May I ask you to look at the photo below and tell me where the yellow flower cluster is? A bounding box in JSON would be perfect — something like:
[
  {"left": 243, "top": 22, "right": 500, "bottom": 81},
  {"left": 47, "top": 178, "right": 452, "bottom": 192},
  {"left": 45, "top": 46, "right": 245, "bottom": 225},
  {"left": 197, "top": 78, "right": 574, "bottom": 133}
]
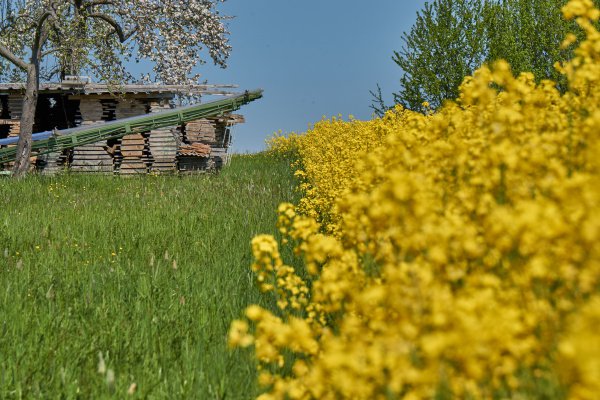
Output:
[
  {"left": 232, "top": 1, "right": 600, "bottom": 398},
  {"left": 266, "top": 130, "right": 302, "bottom": 160},
  {"left": 267, "top": 114, "right": 403, "bottom": 234}
]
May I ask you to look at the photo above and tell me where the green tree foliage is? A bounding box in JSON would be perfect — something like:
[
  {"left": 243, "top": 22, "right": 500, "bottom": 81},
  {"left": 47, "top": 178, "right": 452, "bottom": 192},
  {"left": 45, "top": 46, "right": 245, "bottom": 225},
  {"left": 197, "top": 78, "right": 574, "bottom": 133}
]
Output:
[
  {"left": 394, "top": 0, "right": 486, "bottom": 112},
  {"left": 374, "top": 0, "right": 599, "bottom": 115},
  {"left": 484, "top": 0, "right": 577, "bottom": 91}
]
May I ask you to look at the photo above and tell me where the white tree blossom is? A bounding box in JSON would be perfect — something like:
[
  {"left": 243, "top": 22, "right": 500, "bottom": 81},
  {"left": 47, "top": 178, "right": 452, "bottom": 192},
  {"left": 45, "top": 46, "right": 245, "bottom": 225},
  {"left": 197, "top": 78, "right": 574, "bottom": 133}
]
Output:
[
  {"left": 1, "top": 0, "right": 231, "bottom": 83},
  {"left": 0, "top": 0, "right": 231, "bottom": 176}
]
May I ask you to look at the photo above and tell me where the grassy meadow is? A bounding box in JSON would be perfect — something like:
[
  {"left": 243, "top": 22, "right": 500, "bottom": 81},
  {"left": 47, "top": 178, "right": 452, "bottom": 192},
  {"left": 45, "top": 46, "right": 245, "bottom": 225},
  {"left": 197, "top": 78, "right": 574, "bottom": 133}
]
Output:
[{"left": 0, "top": 154, "right": 297, "bottom": 399}]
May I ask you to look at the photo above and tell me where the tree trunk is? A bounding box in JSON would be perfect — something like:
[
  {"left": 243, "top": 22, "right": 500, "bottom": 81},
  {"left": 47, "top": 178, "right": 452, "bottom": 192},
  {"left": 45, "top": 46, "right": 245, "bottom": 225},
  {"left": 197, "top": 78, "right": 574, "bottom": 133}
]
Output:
[{"left": 12, "top": 64, "right": 39, "bottom": 178}]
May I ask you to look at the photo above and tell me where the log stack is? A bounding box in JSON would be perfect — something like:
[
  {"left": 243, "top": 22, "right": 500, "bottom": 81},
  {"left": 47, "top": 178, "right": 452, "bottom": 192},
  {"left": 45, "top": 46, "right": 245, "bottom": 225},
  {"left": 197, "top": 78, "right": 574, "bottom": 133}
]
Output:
[
  {"left": 2, "top": 95, "right": 23, "bottom": 170},
  {"left": 0, "top": 80, "right": 252, "bottom": 174},
  {"left": 180, "top": 119, "right": 218, "bottom": 171},
  {"left": 119, "top": 133, "right": 150, "bottom": 175},
  {"left": 147, "top": 100, "right": 177, "bottom": 174},
  {"left": 177, "top": 143, "right": 212, "bottom": 172},
  {"left": 180, "top": 116, "right": 240, "bottom": 170},
  {"left": 115, "top": 99, "right": 151, "bottom": 174},
  {"left": 0, "top": 87, "right": 247, "bottom": 174},
  {"left": 185, "top": 120, "right": 219, "bottom": 145},
  {"left": 70, "top": 99, "right": 116, "bottom": 173},
  {"left": 37, "top": 148, "right": 70, "bottom": 175}
]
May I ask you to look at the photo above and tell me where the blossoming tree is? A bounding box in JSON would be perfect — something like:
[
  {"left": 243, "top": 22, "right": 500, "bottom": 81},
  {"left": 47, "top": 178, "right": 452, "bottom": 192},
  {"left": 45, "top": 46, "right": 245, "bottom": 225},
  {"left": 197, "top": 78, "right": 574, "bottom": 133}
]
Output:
[{"left": 0, "top": 0, "right": 231, "bottom": 177}]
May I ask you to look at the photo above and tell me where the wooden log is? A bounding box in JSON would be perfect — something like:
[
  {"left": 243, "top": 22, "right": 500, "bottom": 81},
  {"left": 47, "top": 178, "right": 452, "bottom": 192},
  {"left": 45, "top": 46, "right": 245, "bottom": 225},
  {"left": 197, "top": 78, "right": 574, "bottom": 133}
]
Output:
[
  {"left": 8, "top": 121, "right": 20, "bottom": 136},
  {"left": 71, "top": 138, "right": 114, "bottom": 172},
  {"left": 148, "top": 128, "right": 177, "bottom": 163},
  {"left": 185, "top": 119, "right": 218, "bottom": 144},
  {"left": 79, "top": 99, "right": 105, "bottom": 123},
  {"left": 7, "top": 95, "right": 23, "bottom": 120},
  {"left": 120, "top": 133, "right": 146, "bottom": 158},
  {"left": 116, "top": 99, "right": 147, "bottom": 120},
  {"left": 119, "top": 162, "right": 148, "bottom": 175}
]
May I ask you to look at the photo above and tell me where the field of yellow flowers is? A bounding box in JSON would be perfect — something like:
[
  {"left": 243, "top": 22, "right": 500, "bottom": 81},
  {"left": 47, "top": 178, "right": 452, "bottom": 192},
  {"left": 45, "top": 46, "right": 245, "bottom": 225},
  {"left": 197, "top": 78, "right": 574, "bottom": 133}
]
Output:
[{"left": 229, "top": 1, "right": 600, "bottom": 399}]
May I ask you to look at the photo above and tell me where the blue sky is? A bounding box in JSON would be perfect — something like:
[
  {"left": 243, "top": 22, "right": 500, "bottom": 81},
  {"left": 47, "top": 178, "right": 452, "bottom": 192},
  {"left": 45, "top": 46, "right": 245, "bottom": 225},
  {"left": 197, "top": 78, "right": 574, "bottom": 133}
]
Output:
[{"left": 193, "top": 1, "right": 428, "bottom": 152}]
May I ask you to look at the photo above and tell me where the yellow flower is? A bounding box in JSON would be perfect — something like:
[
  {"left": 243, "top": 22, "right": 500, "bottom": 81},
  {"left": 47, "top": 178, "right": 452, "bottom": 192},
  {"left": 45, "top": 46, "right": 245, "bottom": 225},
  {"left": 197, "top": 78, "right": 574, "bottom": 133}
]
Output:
[{"left": 234, "top": 1, "right": 600, "bottom": 397}]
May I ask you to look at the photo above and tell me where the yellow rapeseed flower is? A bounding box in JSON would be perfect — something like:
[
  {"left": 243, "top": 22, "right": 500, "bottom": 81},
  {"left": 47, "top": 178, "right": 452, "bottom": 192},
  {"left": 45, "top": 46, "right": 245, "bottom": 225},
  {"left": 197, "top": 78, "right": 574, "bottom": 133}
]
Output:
[{"left": 231, "top": 1, "right": 600, "bottom": 398}]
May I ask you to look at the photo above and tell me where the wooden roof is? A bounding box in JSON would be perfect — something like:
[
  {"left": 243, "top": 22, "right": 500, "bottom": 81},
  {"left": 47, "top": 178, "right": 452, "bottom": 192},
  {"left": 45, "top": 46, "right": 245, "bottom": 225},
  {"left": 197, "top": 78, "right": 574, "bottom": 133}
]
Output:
[{"left": 0, "top": 83, "right": 239, "bottom": 96}]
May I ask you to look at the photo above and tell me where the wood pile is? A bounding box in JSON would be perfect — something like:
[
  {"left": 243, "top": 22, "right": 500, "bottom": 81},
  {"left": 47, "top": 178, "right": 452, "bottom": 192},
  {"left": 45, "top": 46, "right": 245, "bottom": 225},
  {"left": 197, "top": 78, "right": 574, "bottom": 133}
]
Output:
[
  {"left": 7, "top": 95, "right": 22, "bottom": 143},
  {"left": 70, "top": 143, "right": 113, "bottom": 173},
  {"left": 115, "top": 99, "right": 152, "bottom": 174},
  {"left": 147, "top": 128, "right": 178, "bottom": 173},
  {"left": 1, "top": 120, "right": 20, "bottom": 138},
  {"left": 177, "top": 142, "right": 213, "bottom": 172},
  {"left": 119, "top": 133, "right": 150, "bottom": 175},
  {"left": 210, "top": 147, "right": 229, "bottom": 169},
  {"left": 184, "top": 117, "right": 236, "bottom": 148},
  {"left": 178, "top": 119, "right": 225, "bottom": 172},
  {"left": 38, "top": 149, "right": 70, "bottom": 175},
  {"left": 0, "top": 92, "right": 241, "bottom": 174},
  {"left": 7, "top": 95, "right": 23, "bottom": 121},
  {"left": 0, "top": 96, "right": 23, "bottom": 170},
  {"left": 147, "top": 100, "right": 177, "bottom": 174},
  {"left": 178, "top": 156, "right": 212, "bottom": 172},
  {"left": 79, "top": 99, "right": 107, "bottom": 124},
  {"left": 178, "top": 115, "right": 239, "bottom": 170},
  {"left": 185, "top": 120, "right": 219, "bottom": 145},
  {"left": 70, "top": 99, "right": 117, "bottom": 173},
  {"left": 178, "top": 143, "right": 211, "bottom": 157},
  {"left": 1, "top": 96, "right": 40, "bottom": 172},
  {"left": 116, "top": 98, "right": 148, "bottom": 119}
]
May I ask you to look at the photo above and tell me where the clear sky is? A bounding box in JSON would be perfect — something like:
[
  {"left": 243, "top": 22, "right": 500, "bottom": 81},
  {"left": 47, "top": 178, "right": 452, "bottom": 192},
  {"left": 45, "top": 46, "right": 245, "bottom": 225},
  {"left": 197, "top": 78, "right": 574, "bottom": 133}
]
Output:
[{"left": 192, "top": 1, "right": 428, "bottom": 153}]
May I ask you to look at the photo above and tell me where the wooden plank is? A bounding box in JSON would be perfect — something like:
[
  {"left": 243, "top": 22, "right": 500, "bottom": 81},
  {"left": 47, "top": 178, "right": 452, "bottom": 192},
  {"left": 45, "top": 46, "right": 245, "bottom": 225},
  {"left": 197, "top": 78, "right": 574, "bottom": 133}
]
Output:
[{"left": 120, "top": 133, "right": 145, "bottom": 157}]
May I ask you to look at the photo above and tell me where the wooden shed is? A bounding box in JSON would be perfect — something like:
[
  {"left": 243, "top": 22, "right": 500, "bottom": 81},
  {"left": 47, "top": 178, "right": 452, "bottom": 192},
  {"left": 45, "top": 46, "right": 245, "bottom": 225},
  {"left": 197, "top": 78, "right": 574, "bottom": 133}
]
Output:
[{"left": 0, "top": 81, "right": 250, "bottom": 174}]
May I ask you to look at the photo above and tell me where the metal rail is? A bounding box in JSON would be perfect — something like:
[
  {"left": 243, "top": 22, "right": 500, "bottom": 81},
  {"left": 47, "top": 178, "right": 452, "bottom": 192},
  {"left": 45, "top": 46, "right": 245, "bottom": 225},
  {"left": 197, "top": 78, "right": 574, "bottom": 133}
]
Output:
[{"left": 0, "top": 89, "right": 263, "bottom": 164}]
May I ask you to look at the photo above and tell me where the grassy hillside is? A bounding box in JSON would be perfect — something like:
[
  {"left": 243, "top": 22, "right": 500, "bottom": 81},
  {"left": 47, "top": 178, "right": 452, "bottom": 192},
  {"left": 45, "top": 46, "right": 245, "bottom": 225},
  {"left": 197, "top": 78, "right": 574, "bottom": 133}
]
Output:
[{"left": 0, "top": 154, "right": 297, "bottom": 399}]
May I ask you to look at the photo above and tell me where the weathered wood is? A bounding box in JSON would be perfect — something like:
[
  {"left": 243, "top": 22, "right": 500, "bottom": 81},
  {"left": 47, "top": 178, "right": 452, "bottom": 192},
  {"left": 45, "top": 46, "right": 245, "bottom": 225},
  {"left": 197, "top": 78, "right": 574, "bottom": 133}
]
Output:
[
  {"left": 71, "top": 139, "right": 113, "bottom": 172},
  {"left": 178, "top": 156, "right": 211, "bottom": 172},
  {"left": 7, "top": 95, "right": 24, "bottom": 121},
  {"left": 121, "top": 133, "right": 146, "bottom": 158},
  {"left": 116, "top": 99, "right": 147, "bottom": 120},
  {"left": 2, "top": 88, "right": 246, "bottom": 174},
  {"left": 79, "top": 99, "right": 105, "bottom": 123}
]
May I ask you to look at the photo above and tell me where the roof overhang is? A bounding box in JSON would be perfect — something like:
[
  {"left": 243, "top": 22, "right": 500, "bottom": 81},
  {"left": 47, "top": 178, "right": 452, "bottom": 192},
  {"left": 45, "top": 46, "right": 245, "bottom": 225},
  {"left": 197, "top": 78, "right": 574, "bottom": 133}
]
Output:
[{"left": 0, "top": 83, "right": 239, "bottom": 97}]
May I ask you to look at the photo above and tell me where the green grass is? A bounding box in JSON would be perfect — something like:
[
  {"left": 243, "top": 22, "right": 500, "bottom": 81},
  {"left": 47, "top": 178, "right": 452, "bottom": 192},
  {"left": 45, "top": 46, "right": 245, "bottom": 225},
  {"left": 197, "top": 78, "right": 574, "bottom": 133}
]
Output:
[{"left": 0, "top": 154, "right": 298, "bottom": 399}]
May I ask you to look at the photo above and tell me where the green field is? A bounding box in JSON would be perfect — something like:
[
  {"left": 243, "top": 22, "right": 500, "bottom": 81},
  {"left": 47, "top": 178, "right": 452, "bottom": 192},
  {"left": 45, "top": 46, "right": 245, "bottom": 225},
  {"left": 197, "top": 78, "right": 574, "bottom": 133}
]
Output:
[{"left": 0, "top": 154, "right": 297, "bottom": 399}]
